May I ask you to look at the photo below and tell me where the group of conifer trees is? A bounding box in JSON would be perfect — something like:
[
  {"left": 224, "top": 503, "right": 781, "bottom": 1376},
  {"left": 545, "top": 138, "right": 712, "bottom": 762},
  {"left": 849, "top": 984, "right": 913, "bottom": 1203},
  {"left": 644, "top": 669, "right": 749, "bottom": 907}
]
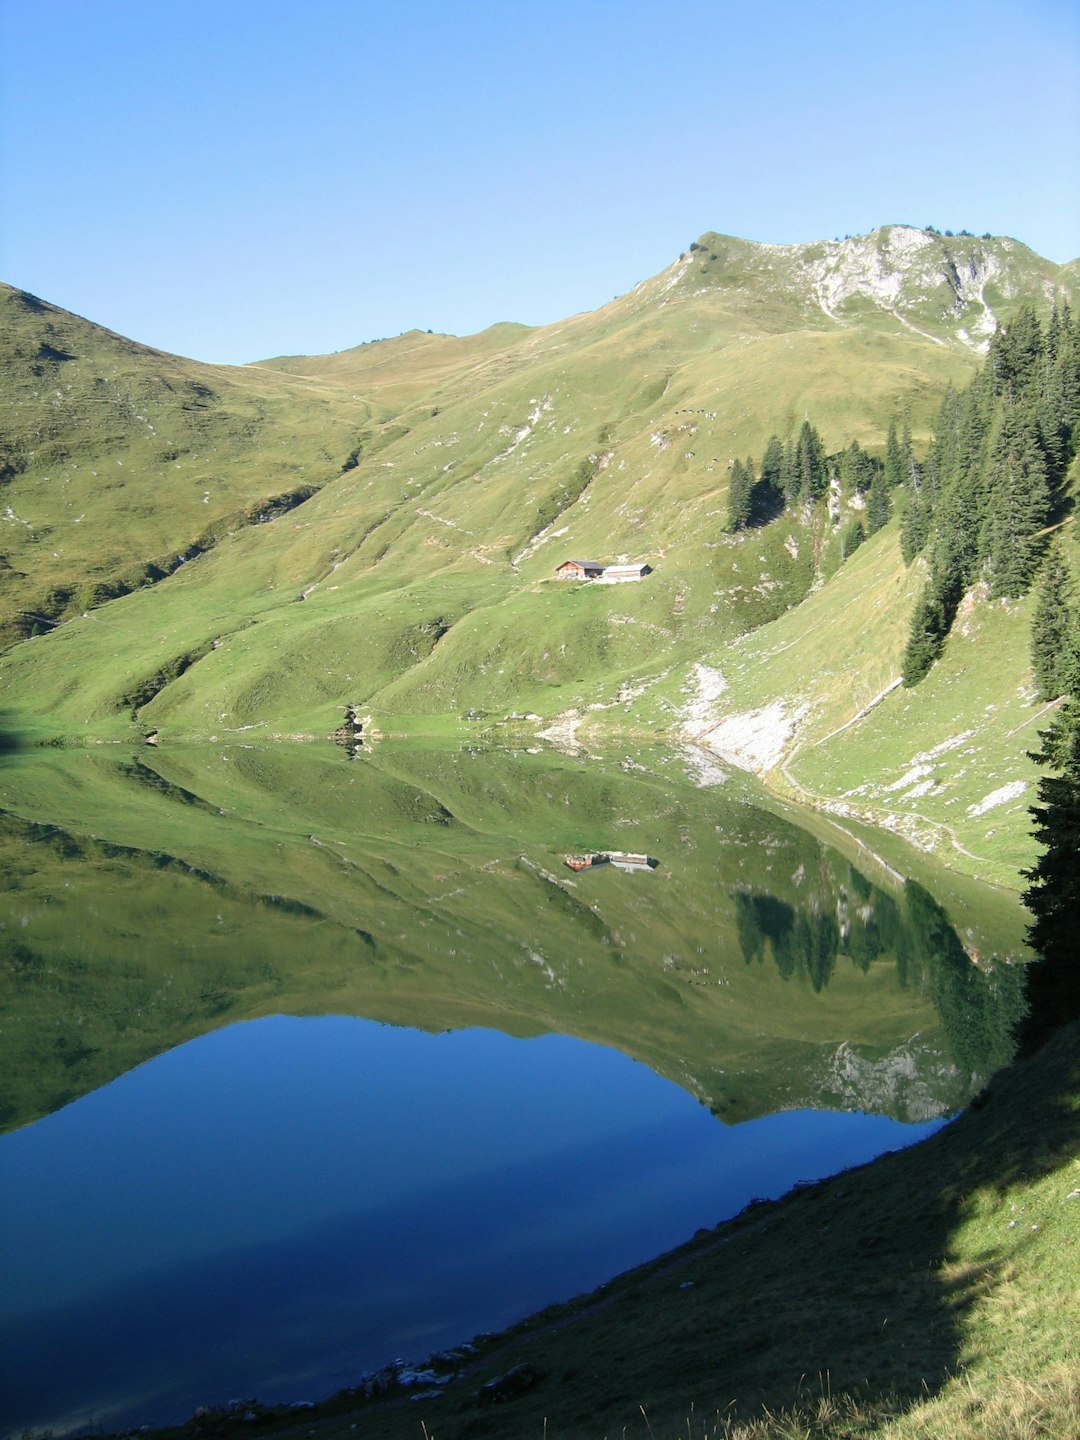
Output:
[
  {"left": 726, "top": 418, "right": 917, "bottom": 559},
  {"left": 888, "top": 300, "right": 1080, "bottom": 1042},
  {"left": 899, "top": 300, "right": 1080, "bottom": 686},
  {"left": 725, "top": 302, "right": 1080, "bottom": 695}
]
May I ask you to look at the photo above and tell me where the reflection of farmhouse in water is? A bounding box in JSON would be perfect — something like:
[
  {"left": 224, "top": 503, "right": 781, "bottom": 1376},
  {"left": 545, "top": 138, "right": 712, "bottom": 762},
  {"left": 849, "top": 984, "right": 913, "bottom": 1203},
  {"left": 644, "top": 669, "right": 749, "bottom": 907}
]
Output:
[{"left": 565, "top": 851, "right": 660, "bottom": 873}]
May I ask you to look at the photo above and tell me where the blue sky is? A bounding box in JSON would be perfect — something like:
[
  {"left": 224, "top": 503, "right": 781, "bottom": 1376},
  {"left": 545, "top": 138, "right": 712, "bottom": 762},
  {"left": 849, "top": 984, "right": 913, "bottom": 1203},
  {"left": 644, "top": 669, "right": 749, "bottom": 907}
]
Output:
[{"left": 2, "top": 0, "right": 1077, "bottom": 364}]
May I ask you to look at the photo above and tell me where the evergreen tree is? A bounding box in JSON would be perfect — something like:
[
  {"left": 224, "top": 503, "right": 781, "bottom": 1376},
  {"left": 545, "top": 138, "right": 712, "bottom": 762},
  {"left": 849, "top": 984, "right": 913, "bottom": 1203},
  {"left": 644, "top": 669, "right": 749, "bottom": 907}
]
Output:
[
  {"left": 902, "top": 585, "right": 948, "bottom": 686},
  {"left": 900, "top": 488, "right": 930, "bottom": 563},
  {"left": 989, "top": 303, "right": 1043, "bottom": 397},
  {"left": 749, "top": 435, "right": 785, "bottom": 524},
  {"left": 901, "top": 421, "right": 919, "bottom": 488},
  {"left": 866, "top": 471, "right": 891, "bottom": 534},
  {"left": 924, "top": 384, "right": 963, "bottom": 507},
  {"left": 780, "top": 436, "right": 799, "bottom": 505},
  {"left": 760, "top": 434, "right": 783, "bottom": 496},
  {"left": 839, "top": 517, "right": 865, "bottom": 562},
  {"left": 795, "top": 420, "right": 827, "bottom": 502},
  {"left": 1030, "top": 538, "right": 1079, "bottom": 700},
  {"left": 726, "top": 457, "right": 752, "bottom": 532},
  {"left": 1020, "top": 701, "right": 1080, "bottom": 1051},
  {"left": 884, "top": 421, "right": 904, "bottom": 488},
  {"left": 1042, "top": 301, "right": 1080, "bottom": 485},
  {"left": 839, "top": 440, "right": 875, "bottom": 495},
  {"left": 980, "top": 400, "right": 1050, "bottom": 597}
]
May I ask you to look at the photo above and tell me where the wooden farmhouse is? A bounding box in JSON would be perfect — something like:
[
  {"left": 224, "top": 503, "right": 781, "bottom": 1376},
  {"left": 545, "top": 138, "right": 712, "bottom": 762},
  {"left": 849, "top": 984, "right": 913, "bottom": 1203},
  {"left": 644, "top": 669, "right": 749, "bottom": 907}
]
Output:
[
  {"left": 555, "top": 560, "right": 605, "bottom": 580},
  {"left": 554, "top": 560, "right": 651, "bottom": 582}
]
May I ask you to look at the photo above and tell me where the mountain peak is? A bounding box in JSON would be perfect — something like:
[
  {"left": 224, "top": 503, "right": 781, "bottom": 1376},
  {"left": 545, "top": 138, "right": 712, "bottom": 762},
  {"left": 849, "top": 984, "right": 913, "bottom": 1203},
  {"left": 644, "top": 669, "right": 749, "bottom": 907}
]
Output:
[{"left": 647, "top": 225, "right": 1068, "bottom": 352}]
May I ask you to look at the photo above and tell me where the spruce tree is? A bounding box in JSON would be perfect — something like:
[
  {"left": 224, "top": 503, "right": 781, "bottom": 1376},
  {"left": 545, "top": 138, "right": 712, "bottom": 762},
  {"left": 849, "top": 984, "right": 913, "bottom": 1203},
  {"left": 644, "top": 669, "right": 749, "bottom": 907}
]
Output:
[
  {"left": 980, "top": 400, "right": 1050, "bottom": 597},
  {"left": 1030, "top": 538, "right": 1078, "bottom": 700},
  {"left": 840, "top": 440, "right": 874, "bottom": 495},
  {"left": 900, "top": 489, "right": 929, "bottom": 563},
  {"left": 726, "top": 458, "right": 752, "bottom": 532},
  {"left": 760, "top": 434, "right": 784, "bottom": 495},
  {"left": 781, "top": 436, "right": 799, "bottom": 505},
  {"left": 989, "top": 303, "right": 1043, "bottom": 397},
  {"left": 902, "top": 586, "right": 948, "bottom": 686},
  {"left": 839, "top": 517, "right": 865, "bottom": 561},
  {"left": 885, "top": 421, "right": 904, "bottom": 488},
  {"left": 1020, "top": 701, "right": 1080, "bottom": 1051},
  {"left": 866, "top": 471, "right": 891, "bottom": 534},
  {"left": 795, "top": 420, "right": 826, "bottom": 503}
]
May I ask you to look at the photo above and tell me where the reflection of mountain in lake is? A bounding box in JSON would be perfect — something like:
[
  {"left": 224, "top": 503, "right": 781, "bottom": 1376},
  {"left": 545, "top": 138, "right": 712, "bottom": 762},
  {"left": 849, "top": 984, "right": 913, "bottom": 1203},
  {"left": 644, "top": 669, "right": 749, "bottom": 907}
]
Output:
[
  {"left": 0, "top": 743, "right": 1028, "bottom": 1132},
  {"left": 734, "top": 875, "right": 1024, "bottom": 1118}
]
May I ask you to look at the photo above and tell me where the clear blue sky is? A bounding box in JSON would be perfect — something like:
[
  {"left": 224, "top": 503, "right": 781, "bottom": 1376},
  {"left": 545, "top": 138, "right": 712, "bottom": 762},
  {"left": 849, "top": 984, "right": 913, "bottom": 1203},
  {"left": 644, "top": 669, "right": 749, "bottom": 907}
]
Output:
[{"left": 2, "top": 0, "right": 1077, "bottom": 364}]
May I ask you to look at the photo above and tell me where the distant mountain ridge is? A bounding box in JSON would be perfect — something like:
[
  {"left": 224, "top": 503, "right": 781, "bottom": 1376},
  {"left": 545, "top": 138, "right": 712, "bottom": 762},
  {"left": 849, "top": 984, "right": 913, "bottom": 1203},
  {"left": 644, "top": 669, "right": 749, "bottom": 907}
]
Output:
[{"left": 1, "top": 224, "right": 1076, "bottom": 886}]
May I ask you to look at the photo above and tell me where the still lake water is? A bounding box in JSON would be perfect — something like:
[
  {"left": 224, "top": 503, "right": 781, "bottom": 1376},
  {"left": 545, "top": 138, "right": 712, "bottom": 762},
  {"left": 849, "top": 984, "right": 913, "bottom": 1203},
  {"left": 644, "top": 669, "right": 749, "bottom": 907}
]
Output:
[{"left": 0, "top": 742, "right": 1027, "bottom": 1435}]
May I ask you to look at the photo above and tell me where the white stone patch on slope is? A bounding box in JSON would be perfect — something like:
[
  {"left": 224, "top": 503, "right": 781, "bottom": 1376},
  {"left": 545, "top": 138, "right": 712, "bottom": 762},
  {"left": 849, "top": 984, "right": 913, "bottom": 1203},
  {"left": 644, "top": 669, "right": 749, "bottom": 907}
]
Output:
[
  {"left": 512, "top": 523, "right": 568, "bottom": 569},
  {"left": 536, "top": 710, "right": 583, "bottom": 751},
  {"left": 967, "top": 780, "right": 1027, "bottom": 818},
  {"left": 887, "top": 307, "right": 947, "bottom": 348},
  {"left": 883, "top": 764, "right": 933, "bottom": 793},
  {"left": 682, "top": 747, "right": 729, "bottom": 788},
  {"left": 697, "top": 700, "right": 804, "bottom": 776},
  {"left": 801, "top": 228, "right": 937, "bottom": 319},
  {"left": 659, "top": 252, "right": 694, "bottom": 294},
  {"left": 682, "top": 663, "right": 728, "bottom": 727},
  {"left": 496, "top": 395, "right": 553, "bottom": 461},
  {"left": 912, "top": 730, "right": 976, "bottom": 764},
  {"left": 793, "top": 226, "right": 1006, "bottom": 347},
  {"left": 903, "top": 779, "right": 939, "bottom": 801}
]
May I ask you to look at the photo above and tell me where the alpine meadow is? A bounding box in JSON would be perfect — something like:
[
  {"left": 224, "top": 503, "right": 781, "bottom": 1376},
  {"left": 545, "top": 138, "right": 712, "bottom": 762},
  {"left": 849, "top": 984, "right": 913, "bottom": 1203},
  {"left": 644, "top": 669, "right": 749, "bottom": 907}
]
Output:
[{"left": 3, "top": 222, "right": 1080, "bottom": 1440}]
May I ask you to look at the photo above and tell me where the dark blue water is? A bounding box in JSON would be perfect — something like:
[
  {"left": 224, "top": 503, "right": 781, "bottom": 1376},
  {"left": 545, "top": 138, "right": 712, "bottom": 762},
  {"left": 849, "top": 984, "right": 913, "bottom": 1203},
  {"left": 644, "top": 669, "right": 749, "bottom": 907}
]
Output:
[{"left": 0, "top": 1016, "right": 941, "bottom": 1436}]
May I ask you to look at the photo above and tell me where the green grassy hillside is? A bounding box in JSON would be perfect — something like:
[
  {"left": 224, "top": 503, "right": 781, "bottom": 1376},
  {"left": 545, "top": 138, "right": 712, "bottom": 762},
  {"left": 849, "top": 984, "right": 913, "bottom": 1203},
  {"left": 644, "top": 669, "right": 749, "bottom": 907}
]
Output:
[{"left": 2, "top": 226, "right": 1076, "bottom": 883}]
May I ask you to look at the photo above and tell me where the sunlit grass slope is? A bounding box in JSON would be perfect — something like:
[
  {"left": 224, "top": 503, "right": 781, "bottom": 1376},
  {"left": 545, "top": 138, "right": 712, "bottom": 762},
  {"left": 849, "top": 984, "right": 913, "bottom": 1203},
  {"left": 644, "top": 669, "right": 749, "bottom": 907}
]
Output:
[
  {"left": 0, "top": 282, "right": 364, "bottom": 640},
  {"left": 2, "top": 227, "right": 1076, "bottom": 881}
]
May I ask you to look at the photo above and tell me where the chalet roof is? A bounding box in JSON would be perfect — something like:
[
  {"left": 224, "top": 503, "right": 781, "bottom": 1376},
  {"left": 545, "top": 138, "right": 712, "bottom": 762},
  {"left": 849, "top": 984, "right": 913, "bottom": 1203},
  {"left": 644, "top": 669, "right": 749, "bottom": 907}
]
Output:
[{"left": 558, "top": 559, "right": 605, "bottom": 569}]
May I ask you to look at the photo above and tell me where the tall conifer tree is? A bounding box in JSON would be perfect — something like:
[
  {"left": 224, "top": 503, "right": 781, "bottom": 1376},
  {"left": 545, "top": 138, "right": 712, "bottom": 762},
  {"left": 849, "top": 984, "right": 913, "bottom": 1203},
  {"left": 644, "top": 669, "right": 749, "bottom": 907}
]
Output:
[
  {"left": 1031, "top": 538, "right": 1078, "bottom": 700},
  {"left": 1021, "top": 701, "right": 1080, "bottom": 1050}
]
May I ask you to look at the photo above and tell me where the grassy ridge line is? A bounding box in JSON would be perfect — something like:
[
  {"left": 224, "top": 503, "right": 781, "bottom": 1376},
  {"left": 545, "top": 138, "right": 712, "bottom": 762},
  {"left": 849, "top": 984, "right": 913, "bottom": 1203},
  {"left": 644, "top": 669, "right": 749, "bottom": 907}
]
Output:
[
  {"left": 0, "top": 283, "right": 366, "bottom": 634},
  {"left": 94, "top": 1020, "right": 1080, "bottom": 1440}
]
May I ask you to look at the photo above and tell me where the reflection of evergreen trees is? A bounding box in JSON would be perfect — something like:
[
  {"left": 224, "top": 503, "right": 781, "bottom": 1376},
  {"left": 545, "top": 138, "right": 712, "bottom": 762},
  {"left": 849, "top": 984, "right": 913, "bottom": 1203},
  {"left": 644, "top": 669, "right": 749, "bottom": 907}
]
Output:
[
  {"left": 735, "top": 894, "right": 840, "bottom": 992},
  {"left": 734, "top": 864, "right": 1025, "bottom": 1078},
  {"left": 903, "top": 884, "right": 1025, "bottom": 1078},
  {"left": 735, "top": 863, "right": 904, "bottom": 992}
]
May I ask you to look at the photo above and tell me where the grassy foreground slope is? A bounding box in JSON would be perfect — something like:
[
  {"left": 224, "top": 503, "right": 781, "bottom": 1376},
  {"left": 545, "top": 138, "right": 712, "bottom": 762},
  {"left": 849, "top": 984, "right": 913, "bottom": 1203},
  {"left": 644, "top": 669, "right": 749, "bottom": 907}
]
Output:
[{"left": 1, "top": 227, "right": 1076, "bottom": 880}]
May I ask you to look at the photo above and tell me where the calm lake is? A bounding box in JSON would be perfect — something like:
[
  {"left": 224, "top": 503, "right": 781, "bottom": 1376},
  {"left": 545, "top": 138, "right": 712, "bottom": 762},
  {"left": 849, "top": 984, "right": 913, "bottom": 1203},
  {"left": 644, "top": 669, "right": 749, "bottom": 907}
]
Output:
[{"left": 0, "top": 741, "right": 1028, "bottom": 1436}]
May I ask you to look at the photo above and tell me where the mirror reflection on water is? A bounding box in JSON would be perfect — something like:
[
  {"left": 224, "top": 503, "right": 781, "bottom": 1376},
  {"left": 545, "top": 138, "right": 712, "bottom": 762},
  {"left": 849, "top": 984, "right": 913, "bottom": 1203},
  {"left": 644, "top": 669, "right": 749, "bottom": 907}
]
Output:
[{"left": 0, "top": 741, "right": 1028, "bottom": 1436}]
